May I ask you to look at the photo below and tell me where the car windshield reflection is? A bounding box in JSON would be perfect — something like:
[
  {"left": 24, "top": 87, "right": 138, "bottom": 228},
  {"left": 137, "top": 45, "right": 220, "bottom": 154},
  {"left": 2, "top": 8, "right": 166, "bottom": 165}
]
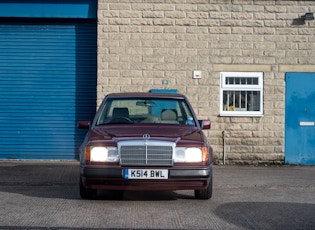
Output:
[{"left": 96, "top": 98, "right": 196, "bottom": 126}]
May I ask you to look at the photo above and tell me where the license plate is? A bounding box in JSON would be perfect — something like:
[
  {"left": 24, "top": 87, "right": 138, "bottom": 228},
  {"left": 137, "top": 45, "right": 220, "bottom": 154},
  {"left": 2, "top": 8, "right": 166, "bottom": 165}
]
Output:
[{"left": 123, "top": 169, "right": 168, "bottom": 179}]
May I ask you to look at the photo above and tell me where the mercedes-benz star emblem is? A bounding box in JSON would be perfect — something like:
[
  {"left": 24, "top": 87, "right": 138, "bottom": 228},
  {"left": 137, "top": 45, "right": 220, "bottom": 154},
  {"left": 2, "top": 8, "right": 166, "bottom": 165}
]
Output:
[{"left": 143, "top": 134, "right": 150, "bottom": 140}]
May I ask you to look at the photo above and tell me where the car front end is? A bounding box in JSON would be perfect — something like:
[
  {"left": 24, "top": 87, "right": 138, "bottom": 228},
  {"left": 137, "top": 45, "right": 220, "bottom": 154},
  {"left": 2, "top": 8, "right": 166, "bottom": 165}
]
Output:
[{"left": 78, "top": 93, "right": 213, "bottom": 199}]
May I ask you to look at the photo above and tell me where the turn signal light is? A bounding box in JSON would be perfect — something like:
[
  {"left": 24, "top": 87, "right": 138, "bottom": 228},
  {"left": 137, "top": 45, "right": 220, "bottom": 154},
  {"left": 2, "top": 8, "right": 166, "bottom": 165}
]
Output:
[
  {"left": 85, "top": 146, "right": 91, "bottom": 162},
  {"left": 202, "top": 146, "right": 209, "bottom": 162}
]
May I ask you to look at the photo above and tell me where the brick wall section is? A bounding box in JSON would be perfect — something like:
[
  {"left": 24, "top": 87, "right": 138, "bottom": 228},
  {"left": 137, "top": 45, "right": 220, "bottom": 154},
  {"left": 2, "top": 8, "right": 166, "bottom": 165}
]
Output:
[{"left": 98, "top": 0, "right": 315, "bottom": 164}]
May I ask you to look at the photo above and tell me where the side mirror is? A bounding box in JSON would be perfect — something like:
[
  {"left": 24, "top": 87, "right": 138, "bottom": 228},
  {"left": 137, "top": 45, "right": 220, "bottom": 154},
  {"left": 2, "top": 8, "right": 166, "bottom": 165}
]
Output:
[
  {"left": 77, "top": 120, "right": 90, "bottom": 129},
  {"left": 198, "top": 119, "right": 211, "bottom": 130}
]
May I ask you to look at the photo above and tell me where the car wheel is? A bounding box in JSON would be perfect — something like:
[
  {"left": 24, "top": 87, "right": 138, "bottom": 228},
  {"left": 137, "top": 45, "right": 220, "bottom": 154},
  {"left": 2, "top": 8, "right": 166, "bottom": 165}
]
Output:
[
  {"left": 194, "top": 176, "right": 212, "bottom": 200},
  {"left": 79, "top": 178, "right": 97, "bottom": 199}
]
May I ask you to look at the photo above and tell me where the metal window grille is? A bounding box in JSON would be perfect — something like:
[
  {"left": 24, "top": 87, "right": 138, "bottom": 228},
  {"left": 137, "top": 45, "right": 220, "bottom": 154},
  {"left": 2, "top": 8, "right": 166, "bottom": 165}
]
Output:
[{"left": 220, "top": 72, "right": 263, "bottom": 116}]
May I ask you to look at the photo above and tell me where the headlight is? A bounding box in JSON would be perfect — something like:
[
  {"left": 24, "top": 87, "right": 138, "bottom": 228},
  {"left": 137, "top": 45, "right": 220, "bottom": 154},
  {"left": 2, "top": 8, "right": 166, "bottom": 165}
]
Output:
[
  {"left": 174, "top": 147, "right": 208, "bottom": 163},
  {"left": 88, "top": 146, "right": 119, "bottom": 162}
]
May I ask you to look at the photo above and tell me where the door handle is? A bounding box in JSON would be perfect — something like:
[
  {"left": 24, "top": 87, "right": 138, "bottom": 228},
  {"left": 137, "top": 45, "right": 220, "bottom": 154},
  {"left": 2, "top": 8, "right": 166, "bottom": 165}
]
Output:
[{"left": 299, "top": 121, "right": 315, "bottom": 126}]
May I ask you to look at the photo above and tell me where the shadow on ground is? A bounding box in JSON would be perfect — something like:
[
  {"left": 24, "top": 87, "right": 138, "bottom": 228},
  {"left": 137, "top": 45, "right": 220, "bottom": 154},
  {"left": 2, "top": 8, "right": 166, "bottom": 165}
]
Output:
[
  {"left": 0, "top": 162, "right": 195, "bottom": 200},
  {"left": 215, "top": 201, "right": 315, "bottom": 229},
  {"left": 0, "top": 183, "right": 193, "bottom": 200}
]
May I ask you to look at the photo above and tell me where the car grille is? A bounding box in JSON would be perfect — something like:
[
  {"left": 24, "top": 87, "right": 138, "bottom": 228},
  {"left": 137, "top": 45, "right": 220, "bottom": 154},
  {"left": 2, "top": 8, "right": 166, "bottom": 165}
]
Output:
[{"left": 119, "top": 140, "right": 174, "bottom": 166}]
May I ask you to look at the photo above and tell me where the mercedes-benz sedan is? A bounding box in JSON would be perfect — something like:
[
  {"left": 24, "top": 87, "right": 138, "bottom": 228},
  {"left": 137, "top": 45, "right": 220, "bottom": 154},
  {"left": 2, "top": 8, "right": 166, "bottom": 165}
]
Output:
[{"left": 78, "top": 92, "right": 213, "bottom": 199}]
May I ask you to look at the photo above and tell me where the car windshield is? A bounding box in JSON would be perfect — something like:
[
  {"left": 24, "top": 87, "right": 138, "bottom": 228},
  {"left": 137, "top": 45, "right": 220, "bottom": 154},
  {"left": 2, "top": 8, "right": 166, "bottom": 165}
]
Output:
[{"left": 96, "top": 97, "right": 196, "bottom": 126}]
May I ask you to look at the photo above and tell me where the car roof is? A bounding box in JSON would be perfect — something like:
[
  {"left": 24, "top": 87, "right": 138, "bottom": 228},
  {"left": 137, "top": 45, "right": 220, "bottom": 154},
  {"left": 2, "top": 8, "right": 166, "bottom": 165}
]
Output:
[{"left": 105, "top": 92, "right": 187, "bottom": 99}]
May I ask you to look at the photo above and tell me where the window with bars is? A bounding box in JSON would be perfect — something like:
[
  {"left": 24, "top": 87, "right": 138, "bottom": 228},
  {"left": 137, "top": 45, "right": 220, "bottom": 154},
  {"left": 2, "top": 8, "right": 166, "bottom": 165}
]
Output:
[{"left": 220, "top": 72, "right": 263, "bottom": 116}]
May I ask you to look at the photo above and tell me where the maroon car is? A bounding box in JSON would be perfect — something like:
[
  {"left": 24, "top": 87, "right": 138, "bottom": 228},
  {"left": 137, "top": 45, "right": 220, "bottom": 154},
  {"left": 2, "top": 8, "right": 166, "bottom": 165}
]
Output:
[{"left": 78, "top": 92, "right": 213, "bottom": 199}]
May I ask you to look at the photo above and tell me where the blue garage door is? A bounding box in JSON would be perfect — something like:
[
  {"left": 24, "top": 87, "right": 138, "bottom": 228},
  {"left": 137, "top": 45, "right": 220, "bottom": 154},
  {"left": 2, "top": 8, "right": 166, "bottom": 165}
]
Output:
[
  {"left": 0, "top": 21, "right": 96, "bottom": 159},
  {"left": 285, "top": 72, "right": 315, "bottom": 165}
]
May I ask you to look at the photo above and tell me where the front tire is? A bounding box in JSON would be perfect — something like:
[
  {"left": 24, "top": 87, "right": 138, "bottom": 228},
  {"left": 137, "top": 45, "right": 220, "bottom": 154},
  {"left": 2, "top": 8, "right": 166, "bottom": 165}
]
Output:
[
  {"left": 194, "top": 176, "right": 212, "bottom": 200},
  {"left": 80, "top": 178, "right": 97, "bottom": 199}
]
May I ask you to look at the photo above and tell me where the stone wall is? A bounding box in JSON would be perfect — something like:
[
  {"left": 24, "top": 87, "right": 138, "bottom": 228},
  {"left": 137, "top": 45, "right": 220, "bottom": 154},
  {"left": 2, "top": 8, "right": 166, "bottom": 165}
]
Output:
[{"left": 97, "top": 0, "right": 315, "bottom": 164}]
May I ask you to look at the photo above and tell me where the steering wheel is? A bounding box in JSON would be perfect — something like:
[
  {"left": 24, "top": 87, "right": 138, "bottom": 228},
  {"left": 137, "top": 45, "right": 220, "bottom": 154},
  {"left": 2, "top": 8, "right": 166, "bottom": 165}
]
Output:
[{"left": 111, "top": 117, "right": 133, "bottom": 124}]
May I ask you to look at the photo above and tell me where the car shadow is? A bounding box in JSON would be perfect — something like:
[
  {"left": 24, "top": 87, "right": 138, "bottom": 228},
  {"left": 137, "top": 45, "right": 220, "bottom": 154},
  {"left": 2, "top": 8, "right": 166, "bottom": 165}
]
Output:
[
  {"left": 0, "top": 182, "right": 79, "bottom": 199},
  {"left": 0, "top": 163, "right": 196, "bottom": 201},
  {"left": 97, "top": 190, "right": 194, "bottom": 201},
  {"left": 215, "top": 201, "right": 315, "bottom": 229},
  {"left": 0, "top": 183, "right": 194, "bottom": 201}
]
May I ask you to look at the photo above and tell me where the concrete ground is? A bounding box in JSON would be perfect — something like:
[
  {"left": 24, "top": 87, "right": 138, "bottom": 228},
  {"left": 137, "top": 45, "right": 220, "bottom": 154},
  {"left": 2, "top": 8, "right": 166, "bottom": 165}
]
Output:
[{"left": 0, "top": 161, "right": 314, "bottom": 230}]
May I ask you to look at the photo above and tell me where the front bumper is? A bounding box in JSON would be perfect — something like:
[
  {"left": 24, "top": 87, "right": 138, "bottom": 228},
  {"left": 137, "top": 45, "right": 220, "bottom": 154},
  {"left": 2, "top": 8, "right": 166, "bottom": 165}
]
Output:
[{"left": 80, "top": 165, "right": 212, "bottom": 191}]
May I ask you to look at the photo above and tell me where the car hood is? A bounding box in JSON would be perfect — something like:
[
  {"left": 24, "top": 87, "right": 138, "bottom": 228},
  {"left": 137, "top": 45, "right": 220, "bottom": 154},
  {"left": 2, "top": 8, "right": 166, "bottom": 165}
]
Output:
[{"left": 89, "top": 125, "right": 203, "bottom": 142}]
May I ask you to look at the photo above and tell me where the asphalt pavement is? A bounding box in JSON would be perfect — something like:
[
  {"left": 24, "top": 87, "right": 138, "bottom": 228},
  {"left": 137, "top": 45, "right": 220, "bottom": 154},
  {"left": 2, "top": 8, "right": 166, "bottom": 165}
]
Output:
[{"left": 0, "top": 161, "right": 315, "bottom": 230}]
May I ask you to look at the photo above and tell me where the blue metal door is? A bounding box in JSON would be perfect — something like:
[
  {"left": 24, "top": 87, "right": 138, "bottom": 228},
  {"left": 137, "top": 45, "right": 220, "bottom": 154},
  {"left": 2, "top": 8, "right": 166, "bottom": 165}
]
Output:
[
  {"left": 285, "top": 72, "right": 315, "bottom": 165},
  {"left": 0, "top": 22, "right": 96, "bottom": 160}
]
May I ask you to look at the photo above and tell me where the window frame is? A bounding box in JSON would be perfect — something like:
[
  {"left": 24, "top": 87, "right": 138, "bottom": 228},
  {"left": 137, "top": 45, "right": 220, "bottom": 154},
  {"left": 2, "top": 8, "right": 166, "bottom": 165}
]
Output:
[{"left": 220, "top": 72, "right": 264, "bottom": 117}]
